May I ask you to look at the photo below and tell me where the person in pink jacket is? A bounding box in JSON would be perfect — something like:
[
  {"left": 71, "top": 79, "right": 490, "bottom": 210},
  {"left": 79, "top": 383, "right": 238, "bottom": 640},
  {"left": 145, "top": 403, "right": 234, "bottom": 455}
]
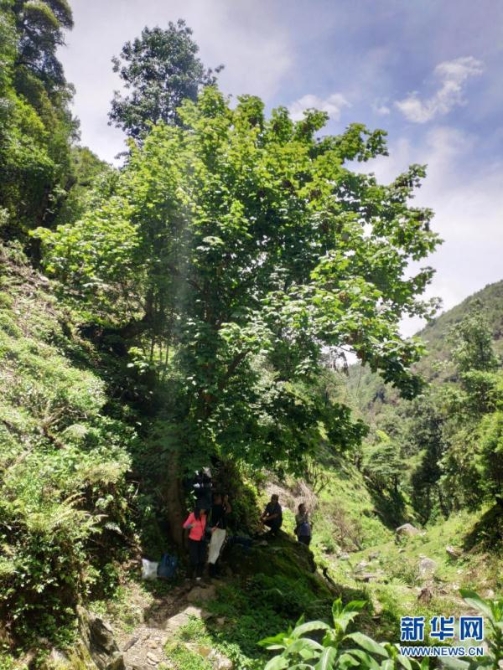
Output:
[{"left": 183, "top": 506, "right": 207, "bottom": 581}]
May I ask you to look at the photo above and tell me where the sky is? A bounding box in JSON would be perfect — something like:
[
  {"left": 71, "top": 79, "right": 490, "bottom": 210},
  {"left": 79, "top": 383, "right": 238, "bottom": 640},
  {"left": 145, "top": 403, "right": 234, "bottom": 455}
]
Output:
[{"left": 58, "top": 0, "right": 503, "bottom": 335}]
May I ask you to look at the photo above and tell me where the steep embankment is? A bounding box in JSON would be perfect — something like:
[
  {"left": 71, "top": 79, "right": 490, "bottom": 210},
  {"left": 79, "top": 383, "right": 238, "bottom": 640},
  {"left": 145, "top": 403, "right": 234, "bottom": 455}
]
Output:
[{"left": 0, "top": 244, "right": 135, "bottom": 656}]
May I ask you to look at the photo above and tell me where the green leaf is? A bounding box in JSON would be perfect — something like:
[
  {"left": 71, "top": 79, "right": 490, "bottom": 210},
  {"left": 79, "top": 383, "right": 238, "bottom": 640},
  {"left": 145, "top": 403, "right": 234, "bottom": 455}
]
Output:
[
  {"left": 347, "top": 632, "right": 388, "bottom": 657},
  {"left": 315, "top": 647, "right": 338, "bottom": 670},
  {"left": 459, "top": 590, "right": 493, "bottom": 620},
  {"left": 286, "top": 638, "right": 323, "bottom": 658},
  {"left": 293, "top": 621, "right": 332, "bottom": 638},
  {"left": 258, "top": 632, "right": 289, "bottom": 648},
  {"left": 336, "top": 652, "right": 361, "bottom": 669},
  {"left": 264, "top": 656, "right": 290, "bottom": 670},
  {"left": 346, "top": 649, "right": 381, "bottom": 669},
  {"left": 396, "top": 653, "right": 414, "bottom": 670},
  {"left": 345, "top": 600, "right": 367, "bottom": 612}
]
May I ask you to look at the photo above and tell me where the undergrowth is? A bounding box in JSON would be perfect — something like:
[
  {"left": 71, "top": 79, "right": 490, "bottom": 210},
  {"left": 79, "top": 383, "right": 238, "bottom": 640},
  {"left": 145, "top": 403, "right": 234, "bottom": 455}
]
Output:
[{"left": 0, "top": 245, "right": 136, "bottom": 650}]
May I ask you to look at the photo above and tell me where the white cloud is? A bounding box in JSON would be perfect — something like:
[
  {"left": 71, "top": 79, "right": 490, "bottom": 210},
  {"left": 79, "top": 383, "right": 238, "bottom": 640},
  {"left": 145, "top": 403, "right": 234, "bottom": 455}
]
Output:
[
  {"left": 372, "top": 102, "right": 391, "bottom": 116},
  {"left": 366, "top": 125, "right": 503, "bottom": 335},
  {"left": 288, "top": 93, "right": 351, "bottom": 122},
  {"left": 395, "top": 56, "right": 484, "bottom": 123},
  {"left": 59, "top": 0, "right": 293, "bottom": 163}
]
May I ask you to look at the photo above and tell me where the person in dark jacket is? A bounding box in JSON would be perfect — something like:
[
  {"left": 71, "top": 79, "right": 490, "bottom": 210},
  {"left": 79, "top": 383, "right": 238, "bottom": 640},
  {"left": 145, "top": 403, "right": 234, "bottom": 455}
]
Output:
[
  {"left": 260, "top": 494, "right": 283, "bottom": 535},
  {"left": 208, "top": 493, "right": 231, "bottom": 578}
]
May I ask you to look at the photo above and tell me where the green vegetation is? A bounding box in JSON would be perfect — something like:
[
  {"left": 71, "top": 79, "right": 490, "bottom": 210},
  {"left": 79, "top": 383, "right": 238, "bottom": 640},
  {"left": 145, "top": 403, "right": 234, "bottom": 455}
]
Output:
[
  {"left": 109, "top": 20, "right": 222, "bottom": 138},
  {"left": 0, "top": 4, "right": 501, "bottom": 667},
  {"left": 34, "top": 78, "right": 440, "bottom": 554},
  {"left": 0, "top": 0, "right": 80, "bottom": 244},
  {"left": 0, "top": 245, "right": 136, "bottom": 652},
  {"left": 347, "top": 297, "right": 503, "bottom": 530},
  {"left": 259, "top": 597, "right": 427, "bottom": 669},
  {"left": 259, "top": 591, "right": 503, "bottom": 669}
]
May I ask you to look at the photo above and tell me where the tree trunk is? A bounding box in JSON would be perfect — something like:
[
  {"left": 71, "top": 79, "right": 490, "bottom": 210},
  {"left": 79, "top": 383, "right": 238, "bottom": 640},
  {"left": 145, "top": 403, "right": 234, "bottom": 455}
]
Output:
[{"left": 164, "top": 447, "right": 186, "bottom": 549}]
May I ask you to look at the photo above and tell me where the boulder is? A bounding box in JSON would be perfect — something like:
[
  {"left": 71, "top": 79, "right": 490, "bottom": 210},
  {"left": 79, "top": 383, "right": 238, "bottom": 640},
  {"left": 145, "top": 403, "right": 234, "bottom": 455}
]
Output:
[
  {"left": 396, "top": 523, "right": 420, "bottom": 537},
  {"left": 165, "top": 606, "right": 207, "bottom": 633},
  {"left": 78, "top": 608, "right": 125, "bottom": 670},
  {"left": 354, "top": 560, "right": 369, "bottom": 573},
  {"left": 224, "top": 533, "right": 316, "bottom": 578},
  {"left": 186, "top": 584, "right": 217, "bottom": 603},
  {"left": 418, "top": 557, "right": 437, "bottom": 576},
  {"left": 208, "top": 648, "right": 234, "bottom": 669},
  {"left": 446, "top": 545, "right": 462, "bottom": 559},
  {"left": 224, "top": 534, "right": 334, "bottom": 600}
]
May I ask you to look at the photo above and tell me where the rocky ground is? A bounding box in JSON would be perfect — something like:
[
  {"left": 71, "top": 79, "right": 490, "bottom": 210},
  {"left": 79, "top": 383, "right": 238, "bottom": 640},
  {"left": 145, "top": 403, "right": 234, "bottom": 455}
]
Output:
[
  {"left": 109, "top": 580, "right": 224, "bottom": 670},
  {"left": 104, "top": 531, "right": 320, "bottom": 670}
]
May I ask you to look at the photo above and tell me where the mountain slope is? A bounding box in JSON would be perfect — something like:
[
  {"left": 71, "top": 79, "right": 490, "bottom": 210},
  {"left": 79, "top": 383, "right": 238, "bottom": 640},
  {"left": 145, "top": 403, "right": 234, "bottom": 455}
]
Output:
[{"left": 345, "top": 279, "right": 503, "bottom": 419}]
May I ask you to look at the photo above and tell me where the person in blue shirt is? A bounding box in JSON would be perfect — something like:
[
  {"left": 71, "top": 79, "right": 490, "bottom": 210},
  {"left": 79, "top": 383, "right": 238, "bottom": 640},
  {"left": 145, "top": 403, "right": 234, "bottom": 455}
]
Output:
[{"left": 294, "top": 503, "right": 312, "bottom": 546}]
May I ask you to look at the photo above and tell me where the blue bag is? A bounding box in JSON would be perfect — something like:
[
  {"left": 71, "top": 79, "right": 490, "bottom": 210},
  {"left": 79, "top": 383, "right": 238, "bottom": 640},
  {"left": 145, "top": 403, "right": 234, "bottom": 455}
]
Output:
[{"left": 157, "top": 553, "right": 178, "bottom": 579}]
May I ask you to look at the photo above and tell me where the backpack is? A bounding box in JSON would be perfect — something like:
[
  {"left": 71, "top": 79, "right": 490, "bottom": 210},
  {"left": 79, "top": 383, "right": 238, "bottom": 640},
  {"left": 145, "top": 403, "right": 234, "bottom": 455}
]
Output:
[{"left": 157, "top": 553, "right": 178, "bottom": 579}]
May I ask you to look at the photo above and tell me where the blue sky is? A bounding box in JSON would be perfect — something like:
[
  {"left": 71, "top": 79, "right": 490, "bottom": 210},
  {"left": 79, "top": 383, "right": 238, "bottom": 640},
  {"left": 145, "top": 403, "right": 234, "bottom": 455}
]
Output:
[{"left": 58, "top": 0, "right": 503, "bottom": 333}]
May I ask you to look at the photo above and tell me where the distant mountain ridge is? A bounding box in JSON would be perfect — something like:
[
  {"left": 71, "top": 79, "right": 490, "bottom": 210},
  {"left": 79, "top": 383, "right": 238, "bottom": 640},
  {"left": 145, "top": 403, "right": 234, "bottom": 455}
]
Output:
[
  {"left": 345, "top": 278, "right": 503, "bottom": 417},
  {"left": 417, "top": 278, "right": 503, "bottom": 374}
]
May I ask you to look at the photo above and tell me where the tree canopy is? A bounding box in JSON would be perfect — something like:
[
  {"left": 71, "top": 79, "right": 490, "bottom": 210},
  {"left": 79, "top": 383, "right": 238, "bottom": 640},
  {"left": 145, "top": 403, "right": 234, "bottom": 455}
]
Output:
[
  {"left": 12, "top": 0, "right": 73, "bottom": 94},
  {"left": 37, "top": 87, "right": 440, "bottom": 474},
  {"left": 109, "top": 20, "right": 222, "bottom": 138},
  {"left": 0, "top": 0, "right": 78, "bottom": 243}
]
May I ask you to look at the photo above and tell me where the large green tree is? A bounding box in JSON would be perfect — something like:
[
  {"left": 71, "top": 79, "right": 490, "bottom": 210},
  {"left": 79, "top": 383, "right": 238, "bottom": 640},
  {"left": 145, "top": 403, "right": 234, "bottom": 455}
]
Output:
[
  {"left": 109, "top": 20, "right": 222, "bottom": 138},
  {"left": 0, "top": 0, "right": 77, "bottom": 242},
  {"left": 37, "top": 88, "right": 441, "bottom": 543},
  {"left": 12, "top": 0, "right": 73, "bottom": 94}
]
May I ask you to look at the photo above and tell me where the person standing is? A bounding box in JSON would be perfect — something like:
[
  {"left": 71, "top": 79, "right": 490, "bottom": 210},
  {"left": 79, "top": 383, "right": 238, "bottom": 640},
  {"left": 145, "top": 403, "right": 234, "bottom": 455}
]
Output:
[
  {"left": 260, "top": 494, "right": 283, "bottom": 535},
  {"left": 208, "top": 493, "right": 231, "bottom": 578},
  {"left": 183, "top": 506, "right": 207, "bottom": 581},
  {"left": 294, "top": 503, "right": 312, "bottom": 546},
  {"left": 192, "top": 468, "right": 212, "bottom": 510}
]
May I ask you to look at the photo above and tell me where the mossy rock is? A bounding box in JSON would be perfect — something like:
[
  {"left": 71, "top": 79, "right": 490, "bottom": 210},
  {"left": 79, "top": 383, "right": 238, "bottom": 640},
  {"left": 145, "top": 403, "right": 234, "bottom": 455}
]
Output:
[
  {"left": 225, "top": 532, "right": 313, "bottom": 576},
  {"left": 224, "top": 532, "right": 333, "bottom": 599}
]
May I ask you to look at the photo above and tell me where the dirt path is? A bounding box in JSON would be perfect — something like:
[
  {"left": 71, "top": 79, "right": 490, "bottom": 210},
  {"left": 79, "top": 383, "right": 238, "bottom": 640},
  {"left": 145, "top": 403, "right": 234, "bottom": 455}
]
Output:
[
  {"left": 112, "top": 581, "right": 219, "bottom": 670},
  {"left": 114, "top": 582, "right": 193, "bottom": 669}
]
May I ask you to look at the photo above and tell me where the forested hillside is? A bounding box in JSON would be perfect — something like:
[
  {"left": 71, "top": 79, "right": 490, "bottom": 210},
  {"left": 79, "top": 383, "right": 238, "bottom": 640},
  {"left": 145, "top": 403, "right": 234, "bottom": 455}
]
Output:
[
  {"left": 347, "top": 279, "right": 503, "bottom": 415},
  {"left": 419, "top": 281, "right": 503, "bottom": 374},
  {"left": 346, "top": 282, "right": 503, "bottom": 526},
  {"left": 1, "top": 3, "right": 502, "bottom": 669}
]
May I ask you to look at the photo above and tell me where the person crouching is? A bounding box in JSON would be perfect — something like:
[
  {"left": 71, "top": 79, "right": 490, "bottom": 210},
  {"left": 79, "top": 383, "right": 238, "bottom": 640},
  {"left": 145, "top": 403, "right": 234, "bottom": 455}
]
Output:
[{"left": 260, "top": 494, "right": 283, "bottom": 536}]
